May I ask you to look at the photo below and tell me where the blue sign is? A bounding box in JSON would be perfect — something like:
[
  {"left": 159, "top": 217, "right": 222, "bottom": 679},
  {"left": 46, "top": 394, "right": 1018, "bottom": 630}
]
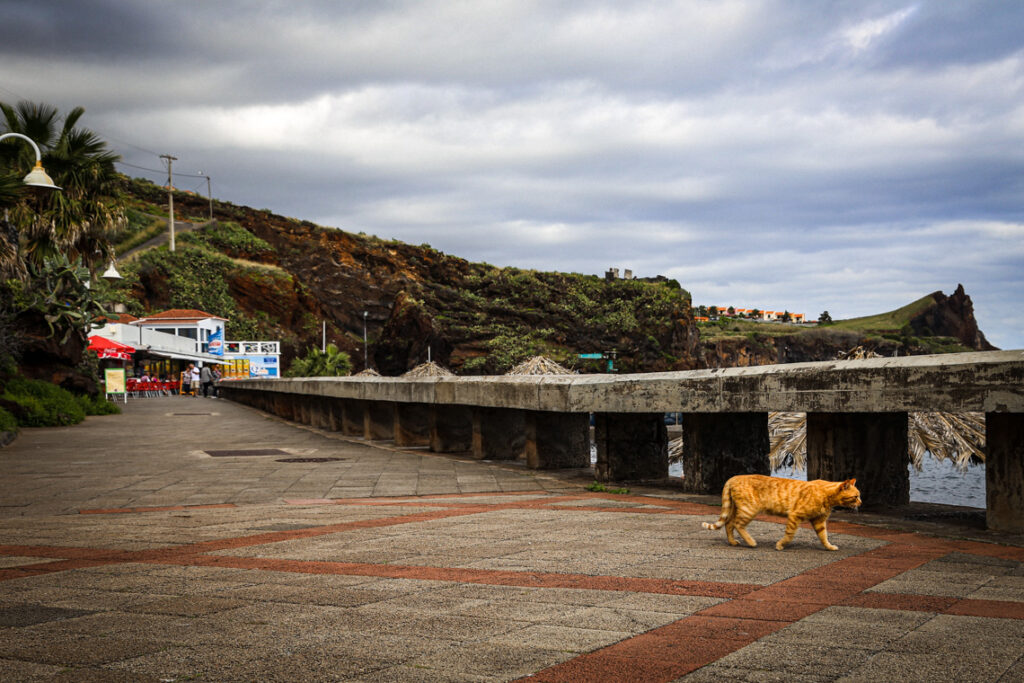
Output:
[
  {"left": 208, "top": 328, "right": 224, "bottom": 356},
  {"left": 578, "top": 353, "right": 603, "bottom": 359},
  {"left": 248, "top": 355, "right": 280, "bottom": 377}
]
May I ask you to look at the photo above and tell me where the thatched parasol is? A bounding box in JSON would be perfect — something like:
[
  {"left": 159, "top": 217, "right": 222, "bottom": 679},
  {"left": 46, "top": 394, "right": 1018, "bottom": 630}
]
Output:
[
  {"left": 402, "top": 361, "right": 454, "bottom": 377},
  {"left": 354, "top": 368, "right": 381, "bottom": 377},
  {"left": 506, "top": 356, "right": 574, "bottom": 376}
]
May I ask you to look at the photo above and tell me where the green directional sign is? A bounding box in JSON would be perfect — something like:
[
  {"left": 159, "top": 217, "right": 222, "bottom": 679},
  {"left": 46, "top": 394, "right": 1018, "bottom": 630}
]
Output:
[{"left": 578, "top": 353, "right": 603, "bottom": 359}]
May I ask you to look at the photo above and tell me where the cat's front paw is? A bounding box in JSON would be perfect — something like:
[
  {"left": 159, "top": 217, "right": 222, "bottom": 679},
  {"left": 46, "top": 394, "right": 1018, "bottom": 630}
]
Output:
[
  {"left": 824, "top": 544, "right": 839, "bottom": 551},
  {"left": 774, "top": 541, "right": 787, "bottom": 551}
]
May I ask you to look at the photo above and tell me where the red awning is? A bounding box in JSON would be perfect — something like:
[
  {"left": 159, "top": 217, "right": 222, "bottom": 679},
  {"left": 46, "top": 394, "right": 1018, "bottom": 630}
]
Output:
[{"left": 87, "top": 335, "right": 135, "bottom": 361}]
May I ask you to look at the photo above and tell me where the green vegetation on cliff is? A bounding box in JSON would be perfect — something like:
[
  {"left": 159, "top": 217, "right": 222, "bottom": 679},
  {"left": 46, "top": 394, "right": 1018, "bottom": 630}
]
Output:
[
  {"left": 113, "top": 175, "right": 989, "bottom": 375},
  {"left": 826, "top": 295, "right": 937, "bottom": 333}
]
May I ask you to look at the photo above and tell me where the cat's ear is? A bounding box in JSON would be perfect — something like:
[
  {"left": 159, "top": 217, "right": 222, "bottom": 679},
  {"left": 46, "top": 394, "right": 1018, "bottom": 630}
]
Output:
[{"left": 841, "top": 479, "right": 856, "bottom": 489}]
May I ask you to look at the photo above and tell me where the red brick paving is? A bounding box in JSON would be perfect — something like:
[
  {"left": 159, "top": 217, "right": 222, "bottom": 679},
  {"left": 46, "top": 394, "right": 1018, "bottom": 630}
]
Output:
[{"left": 2, "top": 489, "right": 1022, "bottom": 682}]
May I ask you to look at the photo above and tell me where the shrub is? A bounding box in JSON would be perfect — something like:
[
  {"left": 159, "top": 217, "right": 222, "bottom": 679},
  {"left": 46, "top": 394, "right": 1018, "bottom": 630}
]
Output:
[
  {"left": 285, "top": 344, "right": 352, "bottom": 377},
  {"left": 76, "top": 394, "right": 122, "bottom": 416},
  {"left": 182, "top": 221, "right": 274, "bottom": 257},
  {"left": 1, "top": 377, "right": 86, "bottom": 427},
  {"left": 0, "top": 406, "right": 17, "bottom": 434}
]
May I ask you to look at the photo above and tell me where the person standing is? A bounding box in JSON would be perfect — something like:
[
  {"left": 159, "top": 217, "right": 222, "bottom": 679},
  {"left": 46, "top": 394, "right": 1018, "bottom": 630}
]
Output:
[
  {"left": 190, "top": 363, "right": 202, "bottom": 397},
  {"left": 181, "top": 364, "right": 194, "bottom": 396},
  {"left": 200, "top": 364, "right": 213, "bottom": 398}
]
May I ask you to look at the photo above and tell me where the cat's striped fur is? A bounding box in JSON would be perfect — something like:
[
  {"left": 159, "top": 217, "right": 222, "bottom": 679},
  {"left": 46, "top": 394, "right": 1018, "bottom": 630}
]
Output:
[{"left": 702, "top": 474, "right": 862, "bottom": 550}]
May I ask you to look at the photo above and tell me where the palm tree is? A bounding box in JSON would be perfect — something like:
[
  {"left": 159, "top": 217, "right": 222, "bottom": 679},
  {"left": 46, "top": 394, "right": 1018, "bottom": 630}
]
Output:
[
  {"left": 1, "top": 101, "right": 123, "bottom": 276},
  {"left": 285, "top": 344, "right": 353, "bottom": 377}
]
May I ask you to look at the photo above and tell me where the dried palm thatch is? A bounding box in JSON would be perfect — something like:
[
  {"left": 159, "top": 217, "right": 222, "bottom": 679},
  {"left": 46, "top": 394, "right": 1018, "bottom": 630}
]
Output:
[
  {"left": 668, "top": 437, "right": 683, "bottom": 462},
  {"left": 907, "top": 411, "right": 985, "bottom": 471},
  {"left": 766, "top": 411, "right": 985, "bottom": 472},
  {"left": 354, "top": 368, "right": 381, "bottom": 377},
  {"left": 673, "top": 411, "right": 985, "bottom": 472},
  {"left": 507, "top": 356, "right": 574, "bottom": 376},
  {"left": 402, "top": 361, "right": 454, "bottom": 378},
  {"left": 836, "top": 345, "right": 880, "bottom": 360},
  {"left": 769, "top": 412, "right": 808, "bottom": 470},
  {"left": 672, "top": 345, "right": 987, "bottom": 472}
]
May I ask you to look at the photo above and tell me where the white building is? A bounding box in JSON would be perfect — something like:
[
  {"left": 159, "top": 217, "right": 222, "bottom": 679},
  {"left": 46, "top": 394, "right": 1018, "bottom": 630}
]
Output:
[{"left": 92, "top": 308, "right": 280, "bottom": 378}]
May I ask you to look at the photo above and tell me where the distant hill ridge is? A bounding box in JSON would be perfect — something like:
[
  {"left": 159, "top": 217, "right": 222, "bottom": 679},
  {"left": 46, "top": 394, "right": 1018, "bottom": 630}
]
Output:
[{"left": 112, "top": 176, "right": 995, "bottom": 374}]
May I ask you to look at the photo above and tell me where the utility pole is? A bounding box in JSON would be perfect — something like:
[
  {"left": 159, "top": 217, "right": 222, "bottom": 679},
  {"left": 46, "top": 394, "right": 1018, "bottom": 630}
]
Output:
[
  {"left": 198, "top": 171, "right": 212, "bottom": 220},
  {"left": 363, "top": 311, "right": 368, "bottom": 369},
  {"left": 161, "top": 154, "right": 177, "bottom": 251}
]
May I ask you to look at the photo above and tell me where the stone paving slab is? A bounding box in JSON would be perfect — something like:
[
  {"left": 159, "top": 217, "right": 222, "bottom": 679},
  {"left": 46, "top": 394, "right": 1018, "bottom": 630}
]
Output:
[{"left": 0, "top": 396, "right": 1023, "bottom": 681}]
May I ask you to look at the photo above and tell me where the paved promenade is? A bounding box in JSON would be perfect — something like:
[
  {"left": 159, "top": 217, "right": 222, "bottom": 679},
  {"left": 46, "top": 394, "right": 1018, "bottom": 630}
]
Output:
[{"left": 1, "top": 397, "right": 1022, "bottom": 681}]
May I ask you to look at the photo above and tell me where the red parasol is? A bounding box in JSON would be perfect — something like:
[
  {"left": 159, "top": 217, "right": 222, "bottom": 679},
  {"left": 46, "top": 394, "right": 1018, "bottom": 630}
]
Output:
[{"left": 87, "top": 335, "right": 136, "bottom": 361}]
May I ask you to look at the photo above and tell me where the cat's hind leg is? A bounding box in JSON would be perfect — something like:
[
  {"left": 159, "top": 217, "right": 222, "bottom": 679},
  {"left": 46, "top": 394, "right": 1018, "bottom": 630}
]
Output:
[
  {"left": 724, "top": 519, "right": 740, "bottom": 546},
  {"left": 811, "top": 516, "right": 839, "bottom": 551},
  {"left": 775, "top": 515, "right": 801, "bottom": 550},
  {"left": 732, "top": 511, "right": 758, "bottom": 547}
]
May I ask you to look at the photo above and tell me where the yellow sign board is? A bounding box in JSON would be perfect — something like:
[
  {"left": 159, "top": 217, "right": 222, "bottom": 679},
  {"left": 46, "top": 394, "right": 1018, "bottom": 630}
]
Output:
[{"left": 104, "top": 368, "right": 126, "bottom": 396}]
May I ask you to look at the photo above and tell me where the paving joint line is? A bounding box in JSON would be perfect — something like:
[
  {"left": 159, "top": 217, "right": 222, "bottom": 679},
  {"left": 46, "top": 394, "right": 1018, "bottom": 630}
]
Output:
[{"left": 4, "top": 488, "right": 1023, "bottom": 680}]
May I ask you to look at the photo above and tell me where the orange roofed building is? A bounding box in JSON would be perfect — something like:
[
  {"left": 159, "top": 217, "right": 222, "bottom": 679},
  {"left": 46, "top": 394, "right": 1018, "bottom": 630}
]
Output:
[{"left": 92, "top": 308, "right": 281, "bottom": 378}]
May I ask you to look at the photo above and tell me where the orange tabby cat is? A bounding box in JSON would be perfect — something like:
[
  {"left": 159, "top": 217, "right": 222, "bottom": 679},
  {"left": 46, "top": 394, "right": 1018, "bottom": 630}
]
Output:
[{"left": 701, "top": 475, "right": 861, "bottom": 550}]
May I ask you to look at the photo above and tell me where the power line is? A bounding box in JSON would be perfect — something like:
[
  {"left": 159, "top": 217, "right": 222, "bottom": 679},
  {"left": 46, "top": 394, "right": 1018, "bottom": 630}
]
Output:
[
  {"left": 117, "top": 160, "right": 209, "bottom": 179},
  {"left": 0, "top": 80, "right": 165, "bottom": 159},
  {"left": 116, "top": 160, "right": 167, "bottom": 175}
]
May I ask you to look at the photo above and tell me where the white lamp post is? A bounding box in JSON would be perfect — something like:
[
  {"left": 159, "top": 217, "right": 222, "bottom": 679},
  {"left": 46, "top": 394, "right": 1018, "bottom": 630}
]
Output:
[{"left": 0, "top": 133, "right": 61, "bottom": 190}]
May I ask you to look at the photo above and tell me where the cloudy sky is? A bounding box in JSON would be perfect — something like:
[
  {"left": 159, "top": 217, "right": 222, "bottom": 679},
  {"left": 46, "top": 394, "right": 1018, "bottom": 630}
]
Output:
[{"left": 2, "top": 1, "right": 1022, "bottom": 348}]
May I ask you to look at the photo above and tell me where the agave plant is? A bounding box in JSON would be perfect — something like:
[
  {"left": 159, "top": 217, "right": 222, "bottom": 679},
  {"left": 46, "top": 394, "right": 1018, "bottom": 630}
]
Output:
[{"left": 22, "top": 254, "right": 108, "bottom": 345}]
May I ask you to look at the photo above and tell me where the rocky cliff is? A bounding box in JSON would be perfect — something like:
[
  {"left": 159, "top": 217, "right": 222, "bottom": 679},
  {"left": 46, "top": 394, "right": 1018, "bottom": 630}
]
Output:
[
  {"left": 911, "top": 284, "right": 995, "bottom": 351},
  {"left": 120, "top": 180, "right": 700, "bottom": 374},
  {"left": 699, "top": 286, "right": 996, "bottom": 369},
  {"left": 117, "top": 180, "right": 995, "bottom": 375}
]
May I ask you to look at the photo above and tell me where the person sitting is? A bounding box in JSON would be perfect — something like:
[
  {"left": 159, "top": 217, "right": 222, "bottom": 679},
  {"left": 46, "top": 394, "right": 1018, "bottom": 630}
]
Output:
[{"left": 139, "top": 372, "right": 151, "bottom": 382}]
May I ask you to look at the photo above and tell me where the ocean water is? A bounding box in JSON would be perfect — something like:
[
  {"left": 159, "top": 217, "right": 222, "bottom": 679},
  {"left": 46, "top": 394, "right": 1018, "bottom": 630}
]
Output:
[{"left": 667, "top": 457, "right": 987, "bottom": 509}]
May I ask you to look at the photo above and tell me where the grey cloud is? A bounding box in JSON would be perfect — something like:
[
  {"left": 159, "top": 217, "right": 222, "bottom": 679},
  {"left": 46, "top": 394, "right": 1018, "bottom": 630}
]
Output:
[{"left": 2, "top": 0, "right": 1021, "bottom": 347}]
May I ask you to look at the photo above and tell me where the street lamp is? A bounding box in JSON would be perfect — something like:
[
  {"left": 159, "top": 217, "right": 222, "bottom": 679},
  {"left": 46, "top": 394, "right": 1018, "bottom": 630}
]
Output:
[
  {"left": 363, "top": 311, "right": 368, "bottom": 368},
  {"left": 101, "top": 261, "right": 122, "bottom": 280},
  {"left": 0, "top": 133, "right": 60, "bottom": 190}
]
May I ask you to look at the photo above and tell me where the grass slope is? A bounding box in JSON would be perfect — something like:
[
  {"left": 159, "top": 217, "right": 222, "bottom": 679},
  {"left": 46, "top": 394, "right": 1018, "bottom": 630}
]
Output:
[{"left": 828, "top": 294, "right": 938, "bottom": 332}]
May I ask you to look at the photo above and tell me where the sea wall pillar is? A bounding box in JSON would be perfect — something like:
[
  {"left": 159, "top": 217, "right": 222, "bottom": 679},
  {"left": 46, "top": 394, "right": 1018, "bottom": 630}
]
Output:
[
  {"left": 341, "top": 399, "right": 366, "bottom": 437},
  {"left": 472, "top": 407, "right": 527, "bottom": 460},
  {"left": 526, "top": 411, "right": 590, "bottom": 469},
  {"left": 807, "top": 412, "right": 909, "bottom": 507},
  {"left": 594, "top": 413, "right": 667, "bottom": 482},
  {"left": 272, "top": 392, "right": 295, "bottom": 422},
  {"left": 986, "top": 412, "right": 1024, "bottom": 533},
  {"left": 681, "top": 412, "right": 770, "bottom": 493},
  {"left": 326, "top": 397, "right": 344, "bottom": 432},
  {"left": 430, "top": 406, "right": 474, "bottom": 453},
  {"left": 395, "top": 402, "right": 432, "bottom": 447},
  {"left": 310, "top": 396, "right": 332, "bottom": 430},
  {"left": 364, "top": 401, "right": 396, "bottom": 440}
]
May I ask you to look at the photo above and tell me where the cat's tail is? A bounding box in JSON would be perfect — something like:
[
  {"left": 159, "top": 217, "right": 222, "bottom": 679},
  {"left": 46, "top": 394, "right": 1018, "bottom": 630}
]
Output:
[{"left": 701, "top": 479, "right": 735, "bottom": 531}]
